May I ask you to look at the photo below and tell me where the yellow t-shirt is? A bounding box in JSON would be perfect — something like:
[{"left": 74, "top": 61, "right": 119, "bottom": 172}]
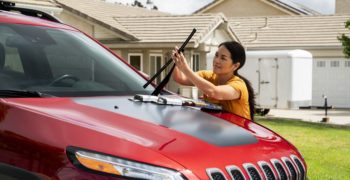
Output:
[{"left": 197, "top": 70, "right": 251, "bottom": 120}]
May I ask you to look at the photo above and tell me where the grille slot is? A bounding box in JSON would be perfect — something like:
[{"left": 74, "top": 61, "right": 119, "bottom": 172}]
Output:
[
  {"left": 282, "top": 157, "right": 297, "bottom": 180},
  {"left": 271, "top": 159, "right": 287, "bottom": 180},
  {"left": 231, "top": 169, "right": 245, "bottom": 180},
  {"left": 226, "top": 165, "right": 245, "bottom": 180},
  {"left": 291, "top": 155, "right": 306, "bottom": 180},
  {"left": 206, "top": 168, "right": 227, "bottom": 180},
  {"left": 258, "top": 161, "right": 275, "bottom": 180},
  {"left": 244, "top": 163, "right": 262, "bottom": 180},
  {"left": 211, "top": 172, "right": 226, "bottom": 180}
]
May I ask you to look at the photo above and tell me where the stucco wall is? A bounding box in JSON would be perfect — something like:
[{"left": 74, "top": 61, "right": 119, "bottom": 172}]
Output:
[
  {"left": 57, "top": 10, "right": 120, "bottom": 40},
  {"left": 336, "top": 0, "right": 350, "bottom": 14},
  {"left": 57, "top": 10, "right": 94, "bottom": 36}
]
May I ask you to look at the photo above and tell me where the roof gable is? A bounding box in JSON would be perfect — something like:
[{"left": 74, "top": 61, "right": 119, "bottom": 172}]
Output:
[
  {"left": 195, "top": 0, "right": 319, "bottom": 16},
  {"left": 53, "top": 0, "right": 235, "bottom": 46}
]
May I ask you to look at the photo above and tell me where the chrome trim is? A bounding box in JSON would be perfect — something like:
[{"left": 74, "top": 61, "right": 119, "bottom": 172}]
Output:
[
  {"left": 290, "top": 155, "right": 306, "bottom": 180},
  {"left": 225, "top": 165, "right": 246, "bottom": 180},
  {"left": 243, "top": 163, "right": 262, "bottom": 180},
  {"left": 257, "top": 161, "right": 276, "bottom": 180},
  {"left": 270, "top": 158, "right": 288, "bottom": 180},
  {"left": 206, "top": 167, "right": 227, "bottom": 180},
  {"left": 281, "top": 156, "right": 298, "bottom": 180}
]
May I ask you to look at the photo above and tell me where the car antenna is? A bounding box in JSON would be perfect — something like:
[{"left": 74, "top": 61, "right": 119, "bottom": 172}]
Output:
[{"left": 143, "top": 28, "right": 196, "bottom": 96}]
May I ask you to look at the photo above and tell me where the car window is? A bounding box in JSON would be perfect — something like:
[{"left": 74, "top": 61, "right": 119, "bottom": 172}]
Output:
[{"left": 0, "top": 24, "right": 154, "bottom": 96}]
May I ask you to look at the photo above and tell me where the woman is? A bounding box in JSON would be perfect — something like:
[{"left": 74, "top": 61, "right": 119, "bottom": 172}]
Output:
[{"left": 172, "top": 41, "right": 255, "bottom": 120}]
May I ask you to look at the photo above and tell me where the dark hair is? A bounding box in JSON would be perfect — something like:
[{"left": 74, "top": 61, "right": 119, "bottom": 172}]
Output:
[{"left": 219, "top": 41, "right": 256, "bottom": 120}]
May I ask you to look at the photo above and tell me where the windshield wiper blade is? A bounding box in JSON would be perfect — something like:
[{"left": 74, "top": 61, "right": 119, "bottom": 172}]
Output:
[
  {"left": 144, "top": 28, "right": 196, "bottom": 96},
  {"left": 0, "top": 90, "right": 53, "bottom": 98}
]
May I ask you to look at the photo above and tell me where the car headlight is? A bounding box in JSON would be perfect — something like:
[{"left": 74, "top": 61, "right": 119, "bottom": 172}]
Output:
[{"left": 66, "top": 146, "right": 185, "bottom": 180}]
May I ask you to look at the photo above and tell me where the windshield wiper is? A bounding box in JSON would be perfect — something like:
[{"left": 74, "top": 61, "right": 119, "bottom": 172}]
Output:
[
  {"left": 0, "top": 90, "right": 53, "bottom": 98},
  {"left": 143, "top": 28, "right": 197, "bottom": 96}
]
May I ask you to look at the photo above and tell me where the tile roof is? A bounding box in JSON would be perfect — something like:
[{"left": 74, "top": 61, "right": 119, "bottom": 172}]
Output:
[
  {"left": 54, "top": 0, "right": 231, "bottom": 46},
  {"left": 114, "top": 13, "right": 228, "bottom": 45},
  {"left": 55, "top": 0, "right": 169, "bottom": 40},
  {"left": 229, "top": 14, "right": 350, "bottom": 49}
]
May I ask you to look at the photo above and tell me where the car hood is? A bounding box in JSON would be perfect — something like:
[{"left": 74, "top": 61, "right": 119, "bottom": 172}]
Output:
[{"left": 2, "top": 96, "right": 300, "bottom": 177}]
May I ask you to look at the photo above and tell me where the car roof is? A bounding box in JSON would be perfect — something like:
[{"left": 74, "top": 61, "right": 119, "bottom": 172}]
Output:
[{"left": 0, "top": 10, "right": 77, "bottom": 31}]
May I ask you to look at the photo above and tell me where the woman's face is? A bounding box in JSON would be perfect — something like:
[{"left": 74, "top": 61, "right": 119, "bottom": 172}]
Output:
[{"left": 213, "top": 45, "right": 240, "bottom": 75}]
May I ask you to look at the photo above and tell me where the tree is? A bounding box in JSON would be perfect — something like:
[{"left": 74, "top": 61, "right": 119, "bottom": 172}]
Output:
[
  {"left": 338, "top": 19, "right": 350, "bottom": 58},
  {"left": 132, "top": 0, "right": 144, "bottom": 8}
]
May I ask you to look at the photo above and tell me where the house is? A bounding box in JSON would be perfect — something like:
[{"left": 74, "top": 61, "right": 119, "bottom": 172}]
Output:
[
  {"left": 195, "top": 0, "right": 350, "bottom": 108},
  {"left": 229, "top": 15, "right": 350, "bottom": 108},
  {"left": 194, "top": 0, "right": 320, "bottom": 17},
  {"left": 12, "top": 0, "right": 238, "bottom": 95}
]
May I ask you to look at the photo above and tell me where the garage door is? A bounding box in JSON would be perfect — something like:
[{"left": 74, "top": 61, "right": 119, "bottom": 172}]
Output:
[{"left": 313, "top": 58, "right": 350, "bottom": 108}]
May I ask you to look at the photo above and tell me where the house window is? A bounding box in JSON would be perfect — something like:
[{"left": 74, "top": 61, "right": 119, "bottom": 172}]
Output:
[
  {"left": 316, "top": 61, "right": 325, "bottom": 67},
  {"left": 345, "top": 61, "right": 350, "bottom": 67},
  {"left": 3, "top": 47, "right": 24, "bottom": 73},
  {"left": 150, "top": 54, "right": 163, "bottom": 84},
  {"left": 192, "top": 53, "right": 200, "bottom": 71},
  {"left": 330, "top": 61, "right": 339, "bottom": 67},
  {"left": 128, "top": 53, "right": 142, "bottom": 71}
]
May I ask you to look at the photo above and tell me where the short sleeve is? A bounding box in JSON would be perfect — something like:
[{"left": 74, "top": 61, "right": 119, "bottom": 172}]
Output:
[
  {"left": 227, "top": 78, "right": 248, "bottom": 101},
  {"left": 196, "top": 70, "right": 215, "bottom": 82}
]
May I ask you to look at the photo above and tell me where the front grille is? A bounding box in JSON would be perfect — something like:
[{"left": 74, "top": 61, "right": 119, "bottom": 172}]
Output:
[
  {"left": 291, "top": 155, "right": 306, "bottom": 180},
  {"left": 206, "top": 155, "right": 306, "bottom": 180}
]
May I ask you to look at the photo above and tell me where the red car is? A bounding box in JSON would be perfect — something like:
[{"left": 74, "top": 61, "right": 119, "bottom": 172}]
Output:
[{"left": 0, "top": 2, "right": 306, "bottom": 180}]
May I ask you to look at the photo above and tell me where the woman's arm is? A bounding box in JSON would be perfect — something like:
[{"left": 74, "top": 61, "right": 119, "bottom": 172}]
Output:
[
  {"left": 172, "top": 49, "right": 240, "bottom": 101},
  {"left": 172, "top": 65, "right": 194, "bottom": 86}
]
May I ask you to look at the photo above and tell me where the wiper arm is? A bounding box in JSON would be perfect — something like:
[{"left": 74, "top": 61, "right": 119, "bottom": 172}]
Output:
[
  {"left": 0, "top": 90, "right": 53, "bottom": 98},
  {"left": 144, "top": 28, "right": 197, "bottom": 96}
]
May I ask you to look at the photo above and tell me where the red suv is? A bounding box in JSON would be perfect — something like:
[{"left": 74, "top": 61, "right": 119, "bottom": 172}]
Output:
[{"left": 0, "top": 2, "right": 306, "bottom": 180}]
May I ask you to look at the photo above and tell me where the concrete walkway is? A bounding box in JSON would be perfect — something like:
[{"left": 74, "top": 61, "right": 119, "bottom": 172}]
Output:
[{"left": 266, "top": 108, "right": 350, "bottom": 126}]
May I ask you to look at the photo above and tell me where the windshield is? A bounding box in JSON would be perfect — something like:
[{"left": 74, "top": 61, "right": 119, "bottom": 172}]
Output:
[{"left": 0, "top": 23, "right": 154, "bottom": 97}]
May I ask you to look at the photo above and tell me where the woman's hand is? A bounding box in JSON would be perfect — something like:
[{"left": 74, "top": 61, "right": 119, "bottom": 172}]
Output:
[{"left": 172, "top": 46, "right": 191, "bottom": 73}]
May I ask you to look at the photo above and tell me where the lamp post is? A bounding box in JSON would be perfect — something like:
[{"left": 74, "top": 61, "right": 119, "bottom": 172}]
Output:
[{"left": 321, "top": 95, "right": 330, "bottom": 123}]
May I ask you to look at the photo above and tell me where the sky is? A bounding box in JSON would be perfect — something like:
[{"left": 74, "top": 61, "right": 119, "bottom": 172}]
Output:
[{"left": 106, "top": 0, "right": 335, "bottom": 15}]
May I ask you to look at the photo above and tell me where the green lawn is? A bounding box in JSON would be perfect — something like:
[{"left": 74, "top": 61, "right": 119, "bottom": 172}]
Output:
[{"left": 255, "top": 117, "right": 350, "bottom": 180}]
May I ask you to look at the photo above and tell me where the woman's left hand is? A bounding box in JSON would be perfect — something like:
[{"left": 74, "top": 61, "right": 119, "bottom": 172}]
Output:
[{"left": 172, "top": 47, "right": 191, "bottom": 73}]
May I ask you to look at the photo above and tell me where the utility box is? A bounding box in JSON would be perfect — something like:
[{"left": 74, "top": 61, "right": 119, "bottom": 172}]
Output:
[{"left": 241, "top": 50, "right": 313, "bottom": 109}]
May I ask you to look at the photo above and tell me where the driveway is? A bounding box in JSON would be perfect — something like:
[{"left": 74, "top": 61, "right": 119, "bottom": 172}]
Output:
[{"left": 266, "top": 108, "right": 350, "bottom": 126}]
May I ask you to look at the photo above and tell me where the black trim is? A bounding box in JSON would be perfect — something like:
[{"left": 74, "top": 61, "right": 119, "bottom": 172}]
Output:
[
  {"left": 0, "top": 0, "right": 61, "bottom": 23},
  {"left": 0, "top": 163, "right": 42, "bottom": 180},
  {"left": 74, "top": 97, "right": 258, "bottom": 147}
]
